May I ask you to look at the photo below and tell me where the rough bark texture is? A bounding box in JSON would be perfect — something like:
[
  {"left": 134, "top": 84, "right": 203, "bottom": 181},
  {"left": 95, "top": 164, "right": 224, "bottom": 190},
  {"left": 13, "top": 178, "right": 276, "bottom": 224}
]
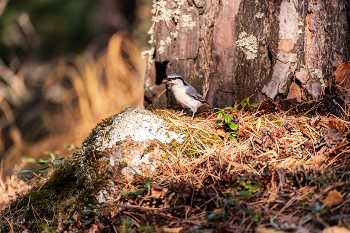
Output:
[{"left": 143, "top": 0, "right": 350, "bottom": 110}]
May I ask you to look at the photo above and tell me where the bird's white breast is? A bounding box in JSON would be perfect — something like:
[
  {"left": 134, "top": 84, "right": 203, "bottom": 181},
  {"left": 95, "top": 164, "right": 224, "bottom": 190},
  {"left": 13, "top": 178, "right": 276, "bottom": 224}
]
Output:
[{"left": 171, "top": 85, "right": 203, "bottom": 111}]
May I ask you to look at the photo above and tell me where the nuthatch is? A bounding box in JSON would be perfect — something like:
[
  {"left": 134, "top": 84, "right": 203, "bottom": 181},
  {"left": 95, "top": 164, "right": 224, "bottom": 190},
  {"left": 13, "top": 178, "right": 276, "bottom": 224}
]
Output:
[{"left": 162, "top": 73, "right": 209, "bottom": 119}]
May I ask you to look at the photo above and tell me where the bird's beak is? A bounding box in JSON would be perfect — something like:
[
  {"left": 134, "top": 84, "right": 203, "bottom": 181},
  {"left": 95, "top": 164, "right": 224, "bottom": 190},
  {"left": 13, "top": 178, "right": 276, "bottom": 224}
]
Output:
[{"left": 162, "top": 79, "right": 169, "bottom": 84}]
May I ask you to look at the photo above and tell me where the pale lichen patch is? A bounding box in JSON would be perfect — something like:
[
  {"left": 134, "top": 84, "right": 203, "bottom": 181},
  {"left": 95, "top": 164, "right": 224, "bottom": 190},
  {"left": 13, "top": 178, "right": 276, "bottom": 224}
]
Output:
[
  {"left": 142, "top": 0, "right": 188, "bottom": 60},
  {"left": 141, "top": 47, "right": 155, "bottom": 65},
  {"left": 93, "top": 108, "right": 184, "bottom": 151},
  {"left": 144, "top": 79, "right": 154, "bottom": 91},
  {"left": 314, "top": 69, "right": 325, "bottom": 86},
  {"left": 255, "top": 12, "right": 264, "bottom": 18},
  {"left": 157, "top": 45, "right": 165, "bottom": 54},
  {"left": 236, "top": 31, "right": 258, "bottom": 60},
  {"left": 182, "top": 14, "right": 196, "bottom": 29},
  {"left": 165, "top": 36, "right": 172, "bottom": 45},
  {"left": 170, "top": 31, "right": 178, "bottom": 38}
]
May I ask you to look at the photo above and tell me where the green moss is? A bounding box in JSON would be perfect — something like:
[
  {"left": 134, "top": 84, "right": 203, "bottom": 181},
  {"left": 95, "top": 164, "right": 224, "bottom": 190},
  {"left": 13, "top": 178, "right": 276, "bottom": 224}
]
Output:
[
  {"left": 0, "top": 146, "right": 108, "bottom": 232},
  {"left": 0, "top": 224, "right": 24, "bottom": 233},
  {"left": 115, "top": 160, "right": 128, "bottom": 180},
  {"left": 296, "top": 121, "right": 304, "bottom": 126},
  {"left": 82, "top": 116, "right": 113, "bottom": 146},
  {"left": 82, "top": 128, "right": 98, "bottom": 145},
  {"left": 144, "top": 141, "right": 160, "bottom": 154},
  {"left": 276, "top": 121, "right": 283, "bottom": 127},
  {"left": 265, "top": 115, "right": 283, "bottom": 126}
]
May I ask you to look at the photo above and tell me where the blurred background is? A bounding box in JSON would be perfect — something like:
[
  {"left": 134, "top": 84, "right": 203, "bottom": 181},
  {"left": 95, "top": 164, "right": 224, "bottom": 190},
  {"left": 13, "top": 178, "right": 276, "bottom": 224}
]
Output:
[{"left": 0, "top": 0, "right": 152, "bottom": 176}]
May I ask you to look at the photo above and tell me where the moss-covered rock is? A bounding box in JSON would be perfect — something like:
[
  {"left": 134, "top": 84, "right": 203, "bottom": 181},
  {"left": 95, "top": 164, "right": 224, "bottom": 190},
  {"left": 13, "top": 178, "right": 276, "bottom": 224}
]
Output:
[{"left": 0, "top": 107, "right": 220, "bottom": 232}]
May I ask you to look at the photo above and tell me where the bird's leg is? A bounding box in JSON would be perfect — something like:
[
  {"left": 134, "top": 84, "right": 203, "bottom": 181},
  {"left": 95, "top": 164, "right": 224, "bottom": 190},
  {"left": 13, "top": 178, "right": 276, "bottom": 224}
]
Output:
[{"left": 191, "top": 111, "right": 195, "bottom": 120}]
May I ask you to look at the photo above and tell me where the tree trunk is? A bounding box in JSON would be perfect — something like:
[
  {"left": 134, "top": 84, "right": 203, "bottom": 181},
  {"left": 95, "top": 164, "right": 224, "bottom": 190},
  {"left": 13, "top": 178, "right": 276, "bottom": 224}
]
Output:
[{"left": 143, "top": 0, "right": 350, "bottom": 110}]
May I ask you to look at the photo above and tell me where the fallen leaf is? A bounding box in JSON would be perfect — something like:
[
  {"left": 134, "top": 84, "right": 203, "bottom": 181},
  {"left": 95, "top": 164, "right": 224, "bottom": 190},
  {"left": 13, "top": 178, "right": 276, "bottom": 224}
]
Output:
[
  {"left": 72, "top": 211, "right": 81, "bottom": 222},
  {"left": 334, "top": 61, "right": 350, "bottom": 89},
  {"left": 287, "top": 82, "right": 302, "bottom": 102},
  {"left": 216, "top": 129, "right": 226, "bottom": 137},
  {"left": 150, "top": 187, "right": 167, "bottom": 198},
  {"left": 314, "top": 153, "right": 325, "bottom": 167},
  {"left": 322, "top": 190, "right": 343, "bottom": 206},
  {"left": 322, "top": 226, "right": 350, "bottom": 233},
  {"left": 255, "top": 227, "right": 287, "bottom": 233},
  {"left": 163, "top": 227, "right": 183, "bottom": 233},
  {"left": 87, "top": 224, "right": 99, "bottom": 233}
]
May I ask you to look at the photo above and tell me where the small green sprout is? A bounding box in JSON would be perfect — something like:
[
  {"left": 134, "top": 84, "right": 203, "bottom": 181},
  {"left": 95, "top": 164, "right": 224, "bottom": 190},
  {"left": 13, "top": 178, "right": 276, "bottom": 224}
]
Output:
[
  {"left": 121, "top": 178, "right": 152, "bottom": 196},
  {"left": 214, "top": 107, "right": 239, "bottom": 140},
  {"left": 37, "top": 151, "right": 64, "bottom": 174},
  {"left": 215, "top": 97, "right": 257, "bottom": 140},
  {"left": 224, "top": 179, "right": 262, "bottom": 201},
  {"left": 64, "top": 144, "right": 75, "bottom": 151}
]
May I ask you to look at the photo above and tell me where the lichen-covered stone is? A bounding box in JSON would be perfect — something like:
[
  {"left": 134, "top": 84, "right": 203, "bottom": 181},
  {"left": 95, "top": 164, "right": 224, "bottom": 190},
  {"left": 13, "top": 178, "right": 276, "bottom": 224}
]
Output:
[
  {"left": 91, "top": 107, "right": 183, "bottom": 150},
  {"left": 0, "top": 107, "right": 184, "bottom": 232}
]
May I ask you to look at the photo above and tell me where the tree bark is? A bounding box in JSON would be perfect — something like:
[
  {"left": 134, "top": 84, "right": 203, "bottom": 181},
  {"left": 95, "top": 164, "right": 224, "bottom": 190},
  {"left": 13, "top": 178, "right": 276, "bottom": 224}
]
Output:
[{"left": 143, "top": 0, "right": 350, "bottom": 110}]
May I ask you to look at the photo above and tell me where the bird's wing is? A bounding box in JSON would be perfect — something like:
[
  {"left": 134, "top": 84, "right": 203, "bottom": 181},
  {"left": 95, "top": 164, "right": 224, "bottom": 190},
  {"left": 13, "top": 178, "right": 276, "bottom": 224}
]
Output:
[{"left": 185, "top": 85, "right": 209, "bottom": 105}]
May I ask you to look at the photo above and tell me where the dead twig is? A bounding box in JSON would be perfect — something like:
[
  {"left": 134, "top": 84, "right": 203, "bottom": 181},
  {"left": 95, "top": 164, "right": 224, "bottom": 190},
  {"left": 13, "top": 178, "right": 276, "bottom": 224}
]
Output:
[{"left": 97, "top": 204, "right": 185, "bottom": 212}]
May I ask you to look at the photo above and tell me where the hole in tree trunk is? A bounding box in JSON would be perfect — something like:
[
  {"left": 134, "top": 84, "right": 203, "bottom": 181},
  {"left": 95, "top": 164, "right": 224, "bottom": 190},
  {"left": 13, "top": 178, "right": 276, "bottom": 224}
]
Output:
[
  {"left": 155, "top": 61, "right": 168, "bottom": 85},
  {"left": 268, "top": 44, "right": 273, "bottom": 67}
]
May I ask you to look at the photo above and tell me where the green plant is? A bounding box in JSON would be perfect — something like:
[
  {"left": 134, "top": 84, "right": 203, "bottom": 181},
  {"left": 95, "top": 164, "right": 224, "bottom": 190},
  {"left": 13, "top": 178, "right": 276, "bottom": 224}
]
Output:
[
  {"left": 240, "top": 98, "right": 258, "bottom": 109},
  {"left": 37, "top": 151, "right": 64, "bottom": 173},
  {"left": 17, "top": 152, "right": 63, "bottom": 181},
  {"left": 223, "top": 179, "right": 262, "bottom": 201},
  {"left": 244, "top": 210, "right": 261, "bottom": 222},
  {"left": 17, "top": 157, "right": 37, "bottom": 180},
  {"left": 117, "top": 219, "right": 135, "bottom": 233},
  {"left": 205, "top": 211, "right": 228, "bottom": 221},
  {"left": 305, "top": 170, "right": 329, "bottom": 185},
  {"left": 64, "top": 144, "right": 76, "bottom": 151},
  {"left": 39, "top": 221, "right": 56, "bottom": 233},
  {"left": 215, "top": 98, "right": 257, "bottom": 140},
  {"left": 120, "top": 175, "right": 152, "bottom": 196},
  {"left": 215, "top": 107, "right": 239, "bottom": 140}
]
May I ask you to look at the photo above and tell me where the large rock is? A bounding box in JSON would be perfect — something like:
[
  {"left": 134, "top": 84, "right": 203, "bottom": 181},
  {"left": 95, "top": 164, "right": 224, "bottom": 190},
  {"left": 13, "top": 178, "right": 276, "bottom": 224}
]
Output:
[
  {"left": 83, "top": 107, "right": 183, "bottom": 181},
  {"left": 0, "top": 107, "right": 185, "bottom": 232},
  {"left": 82, "top": 107, "right": 184, "bottom": 203}
]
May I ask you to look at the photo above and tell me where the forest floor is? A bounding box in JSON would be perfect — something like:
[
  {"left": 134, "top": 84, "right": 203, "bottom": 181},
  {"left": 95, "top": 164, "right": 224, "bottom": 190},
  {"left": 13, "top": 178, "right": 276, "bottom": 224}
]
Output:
[{"left": 1, "top": 95, "right": 350, "bottom": 233}]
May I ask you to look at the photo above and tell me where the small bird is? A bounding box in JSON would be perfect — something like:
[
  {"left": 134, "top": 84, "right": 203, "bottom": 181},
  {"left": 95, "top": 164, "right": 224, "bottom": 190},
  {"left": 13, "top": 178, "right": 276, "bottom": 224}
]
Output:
[{"left": 162, "top": 73, "right": 209, "bottom": 119}]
